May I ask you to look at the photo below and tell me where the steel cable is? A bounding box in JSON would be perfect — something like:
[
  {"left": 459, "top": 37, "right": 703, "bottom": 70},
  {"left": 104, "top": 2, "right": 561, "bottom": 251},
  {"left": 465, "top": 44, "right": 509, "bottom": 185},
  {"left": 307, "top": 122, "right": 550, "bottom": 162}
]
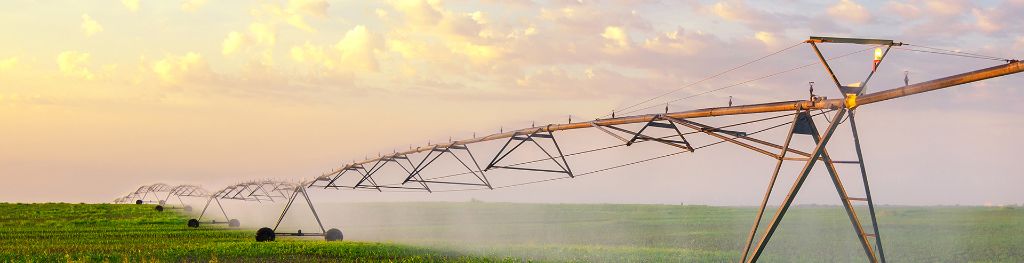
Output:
[
  {"left": 903, "top": 44, "right": 1012, "bottom": 61},
  {"left": 598, "top": 41, "right": 805, "bottom": 119},
  {"left": 895, "top": 47, "right": 1008, "bottom": 62},
  {"left": 621, "top": 46, "right": 876, "bottom": 116}
]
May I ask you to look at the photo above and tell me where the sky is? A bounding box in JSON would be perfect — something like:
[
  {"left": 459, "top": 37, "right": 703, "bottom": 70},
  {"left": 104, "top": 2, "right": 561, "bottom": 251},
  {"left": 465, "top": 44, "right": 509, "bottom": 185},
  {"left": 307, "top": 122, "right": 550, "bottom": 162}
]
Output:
[{"left": 1, "top": 0, "right": 1022, "bottom": 205}]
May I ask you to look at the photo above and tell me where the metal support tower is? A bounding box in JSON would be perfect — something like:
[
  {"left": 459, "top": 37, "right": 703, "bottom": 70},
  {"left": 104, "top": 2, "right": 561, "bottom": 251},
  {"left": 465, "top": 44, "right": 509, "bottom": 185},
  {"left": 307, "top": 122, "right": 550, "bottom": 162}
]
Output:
[
  {"left": 264, "top": 185, "right": 341, "bottom": 241},
  {"left": 273, "top": 186, "right": 327, "bottom": 235},
  {"left": 196, "top": 192, "right": 232, "bottom": 223},
  {"left": 738, "top": 108, "right": 885, "bottom": 262},
  {"left": 740, "top": 36, "right": 898, "bottom": 263}
]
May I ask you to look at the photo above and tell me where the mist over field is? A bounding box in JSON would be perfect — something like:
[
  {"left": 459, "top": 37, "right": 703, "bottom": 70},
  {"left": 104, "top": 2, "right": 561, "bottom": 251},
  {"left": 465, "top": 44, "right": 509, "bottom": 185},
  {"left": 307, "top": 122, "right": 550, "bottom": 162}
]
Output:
[{"left": 176, "top": 200, "right": 1024, "bottom": 262}]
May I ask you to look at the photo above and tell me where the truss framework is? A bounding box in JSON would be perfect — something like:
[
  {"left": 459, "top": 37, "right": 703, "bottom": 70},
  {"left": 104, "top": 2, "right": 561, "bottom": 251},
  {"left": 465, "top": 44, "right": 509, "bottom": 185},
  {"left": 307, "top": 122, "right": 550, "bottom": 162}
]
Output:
[
  {"left": 192, "top": 180, "right": 300, "bottom": 228},
  {"left": 309, "top": 143, "right": 496, "bottom": 191},
  {"left": 486, "top": 128, "right": 573, "bottom": 177},
  {"left": 125, "top": 183, "right": 174, "bottom": 205}
]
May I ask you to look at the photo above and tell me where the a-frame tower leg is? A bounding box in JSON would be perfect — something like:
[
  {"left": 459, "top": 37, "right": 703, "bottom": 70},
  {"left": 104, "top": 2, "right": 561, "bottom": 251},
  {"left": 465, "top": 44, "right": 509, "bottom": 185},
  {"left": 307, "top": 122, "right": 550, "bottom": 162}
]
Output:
[
  {"left": 273, "top": 186, "right": 326, "bottom": 233},
  {"left": 260, "top": 186, "right": 341, "bottom": 242},
  {"left": 740, "top": 111, "right": 804, "bottom": 262},
  {"left": 849, "top": 111, "right": 886, "bottom": 262},
  {"left": 744, "top": 108, "right": 848, "bottom": 262},
  {"left": 740, "top": 107, "right": 886, "bottom": 262}
]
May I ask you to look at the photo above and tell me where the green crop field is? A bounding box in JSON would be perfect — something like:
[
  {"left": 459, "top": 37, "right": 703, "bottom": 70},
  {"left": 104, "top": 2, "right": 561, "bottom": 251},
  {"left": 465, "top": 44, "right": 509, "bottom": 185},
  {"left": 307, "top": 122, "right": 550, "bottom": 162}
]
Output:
[
  {"left": 1, "top": 202, "right": 1022, "bottom": 262},
  {"left": 0, "top": 203, "right": 511, "bottom": 262}
]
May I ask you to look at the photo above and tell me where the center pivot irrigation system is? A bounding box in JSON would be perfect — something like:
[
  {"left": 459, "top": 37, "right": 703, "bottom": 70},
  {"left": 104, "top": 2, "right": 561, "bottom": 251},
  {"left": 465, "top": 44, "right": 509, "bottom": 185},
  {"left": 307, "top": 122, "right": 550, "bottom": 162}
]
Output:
[{"left": 117, "top": 36, "right": 1022, "bottom": 262}]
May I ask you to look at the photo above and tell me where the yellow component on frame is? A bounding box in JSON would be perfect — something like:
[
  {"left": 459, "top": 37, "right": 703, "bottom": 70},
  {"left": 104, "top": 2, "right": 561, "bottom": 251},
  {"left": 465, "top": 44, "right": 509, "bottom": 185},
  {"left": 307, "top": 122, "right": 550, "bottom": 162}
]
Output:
[{"left": 845, "top": 94, "right": 858, "bottom": 109}]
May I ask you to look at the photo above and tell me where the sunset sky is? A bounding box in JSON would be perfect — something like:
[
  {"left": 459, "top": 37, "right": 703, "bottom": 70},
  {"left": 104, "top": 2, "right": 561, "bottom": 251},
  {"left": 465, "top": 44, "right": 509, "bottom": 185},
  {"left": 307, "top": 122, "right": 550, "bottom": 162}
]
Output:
[{"left": 1, "top": 0, "right": 1022, "bottom": 205}]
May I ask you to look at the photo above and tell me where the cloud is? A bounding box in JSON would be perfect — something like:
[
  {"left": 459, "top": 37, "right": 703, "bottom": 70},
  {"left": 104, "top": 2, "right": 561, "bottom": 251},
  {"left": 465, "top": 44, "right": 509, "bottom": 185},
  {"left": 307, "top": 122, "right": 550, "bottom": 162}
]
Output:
[
  {"left": 380, "top": 0, "right": 513, "bottom": 69},
  {"left": 181, "top": 0, "right": 208, "bottom": 12},
  {"left": 81, "top": 14, "right": 103, "bottom": 37},
  {"left": 252, "top": 0, "right": 330, "bottom": 33},
  {"left": 249, "top": 22, "right": 276, "bottom": 46},
  {"left": 290, "top": 42, "right": 328, "bottom": 65},
  {"left": 57, "top": 51, "right": 95, "bottom": 80},
  {"left": 386, "top": 39, "right": 424, "bottom": 59},
  {"left": 437, "top": 10, "right": 486, "bottom": 40},
  {"left": 222, "top": 0, "right": 330, "bottom": 63},
  {"left": 450, "top": 42, "right": 502, "bottom": 64},
  {"left": 925, "top": 1, "right": 970, "bottom": 16},
  {"left": 390, "top": 0, "right": 444, "bottom": 26},
  {"left": 972, "top": 8, "right": 1000, "bottom": 33},
  {"left": 885, "top": 1, "right": 921, "bottom": 19},
  {"left": 968, "top": 1, "right": 1024, "bottom": 35},
  {"left": 0, "top": 57, "right": 17, "bottom": 71},
  {"left": 85, "top": 0, "right": 1020, "bottom": 103},
  {"left": 121, "top": 0, "right": 139, "bottom": 12},
  {"left": 222, "top": 31, "right": 249, "bottom": 55},
  {"left": 290, "top": 25, "right": 383, "bottom": 72},
  {"left": 890, "top": 0, "right": 1022, "bottom": 39},
  {"left": 335, "top": 25, "right": 385, "bottom": 70},
  {"left": 601, "top": 26, "right": 630, "bottom": 50},
  {"left": 288, "top": 0, "right": 329, "bottom": 18},
  {"left": 709, "top": 1, "right": 755, "bottom": 21},
  {"left": 827, "top": 0, "right": 871, "bottom": 24},
  {"left": 754, "top": 31, "right": 775, "bottom": 46},
  {"left": 152, "top": 52, "right": 211, "bottom": 83},
  {"left": 539, "top": 3, "right": 652, "bottom": 33},
  {"left": 641, "top": 28, "right": 712, "bottom": 56},
  {"left": 702, "top": 1, "right": 793, "bottom": 32},
  {"left": 221, "top": 22, "right": 277, "bottom": 56}
]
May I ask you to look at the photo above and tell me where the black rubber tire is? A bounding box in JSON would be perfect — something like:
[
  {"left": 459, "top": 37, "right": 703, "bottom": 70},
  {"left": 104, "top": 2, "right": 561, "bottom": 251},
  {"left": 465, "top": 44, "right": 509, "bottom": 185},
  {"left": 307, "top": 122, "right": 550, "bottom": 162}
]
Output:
[
  {"left": 228, "top": 219, "right": 240, "bottom": 228},
  {"left": 155, "top": 205, "right": 164, "bottom": 212},
  {"left": 135, "top": 200, "right": 143, "bottom": 205},
  {"left": 325, "top": 228, "right": 343, "bottom": 242},
  {"left": 183, "top": 205, "right": 192, "bottom": 212},
  {"left": 256, "top": 227, "right": 275, "bottom": 242},
  {"left": 187, "top": 219, "right": 200, "bottom": 228}
]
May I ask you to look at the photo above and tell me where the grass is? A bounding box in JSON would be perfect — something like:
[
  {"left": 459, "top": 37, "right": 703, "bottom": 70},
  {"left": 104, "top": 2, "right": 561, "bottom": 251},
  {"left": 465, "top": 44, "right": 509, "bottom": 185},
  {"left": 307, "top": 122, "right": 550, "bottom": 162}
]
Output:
[
  {"left": 0, "top": 202, "right": 1022, "bottom": 262},
  {"left": 0, "top": 203, "right": 512, "bottom": 262}
]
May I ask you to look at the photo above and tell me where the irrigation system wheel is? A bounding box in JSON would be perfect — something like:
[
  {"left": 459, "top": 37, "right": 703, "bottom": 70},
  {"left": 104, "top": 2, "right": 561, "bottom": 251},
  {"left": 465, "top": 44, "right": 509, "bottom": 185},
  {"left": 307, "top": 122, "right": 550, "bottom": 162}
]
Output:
[
  {"left": 135, "top": 200, "right": 143, "bottom": 205},
  {"left": 154, "top": 205, "right": 164, "bottom": 212},
  {"left": 256, "top": 227, "right": 275, "bottom": 242},
  {"left": 187, "top": 219, "right": 200, "bottom": 228},
  {"left": 228, "top": 219, "right": 240, "bottom": 228},
  {"left": 325, "top": 228, "right": 343, "bottom": 241},
  {"left": 158, "top": 200, "right": 166, "bottom": 206}
]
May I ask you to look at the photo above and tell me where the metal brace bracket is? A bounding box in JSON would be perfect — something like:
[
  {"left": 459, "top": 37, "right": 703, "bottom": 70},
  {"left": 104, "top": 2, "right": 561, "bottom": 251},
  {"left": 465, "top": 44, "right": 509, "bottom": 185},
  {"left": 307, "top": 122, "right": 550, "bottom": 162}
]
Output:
[
  {"left": 594, "top": 115, "right": 694, "bottom": 152},
  {"left": 485, "top": 127, "right": 574, "bottom": 177},
  {"left": 401, "top": 144, "right": 493, "bottom": 189}
]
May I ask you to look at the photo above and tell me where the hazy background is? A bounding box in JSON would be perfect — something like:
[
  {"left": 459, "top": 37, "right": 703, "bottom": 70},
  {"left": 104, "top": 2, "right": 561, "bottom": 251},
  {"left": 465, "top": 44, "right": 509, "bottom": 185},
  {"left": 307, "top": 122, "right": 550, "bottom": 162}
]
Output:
[{"left": 1, "top": 0, "right": 1023, "bottom": 206}]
